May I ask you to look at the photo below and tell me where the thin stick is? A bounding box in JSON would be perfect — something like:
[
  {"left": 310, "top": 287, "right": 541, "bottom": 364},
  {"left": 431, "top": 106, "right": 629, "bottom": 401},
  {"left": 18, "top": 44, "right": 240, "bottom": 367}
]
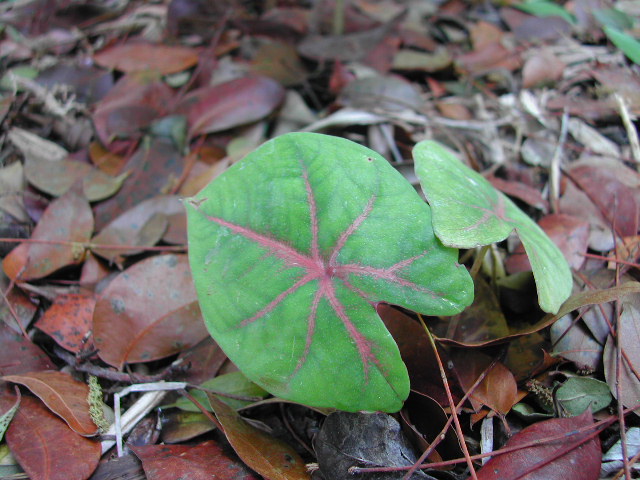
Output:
[
  {"left": 179, "top": 388, "right": 223, "bottom": 431},
  {"left": 0, "top": 237, "right": 186, "bottom": 252},
  {"left": 417, "top": 314, "right": 478, "bottom": 480},
  {"left": 353, "top": 410, "right": 626, "bottom": 474},
  {"left": 615, "top": 94, "right": 640, "bottom": 168},
  {"left": 549, "top": 108, "right": 569, "bottom": 213},
  {"left": 402, "top": 357, "right": 499, "bottom": 479}
]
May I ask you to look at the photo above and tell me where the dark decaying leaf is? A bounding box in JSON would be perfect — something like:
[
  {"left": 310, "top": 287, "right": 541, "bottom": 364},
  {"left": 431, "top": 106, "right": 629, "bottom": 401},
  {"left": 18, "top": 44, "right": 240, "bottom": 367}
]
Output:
[
  {"left": 550, "top": 315, "right": 602, "bottom": 372},
  {"left": 314, "top": 411, "right": 430, "bottom": 480},
  {"left": 92, "top": 75, "right": 174, "bottom": 154},
  {"left": 297, "top": 24, "right": 395, "bottom": 62},
  {"left": 431, "top": 276, "right": 510, "bottom": 347},
  {"left": 93, "top": 42, "right": 199, "bottom": 74},
  {"left": 0, "top": 395, "right": 101, "bottom": 480},
  {"left": 452, "top": 350, "right": 518, "bottom": 415},
  {"left": 567, "top": 165, "right": 639, "bottom": 239},
  {"left": 93, "top": 254, "right": 208, "bottom": 369},
  {"left": 36, "top": 64, "right": 114, "bottom": 104},
  {"left": 0, "top": 323, "right": 55, "bottom": 376},
  {"left": 378, "top": 304, "right": 455, "bottom": 404},
  {"left": 131, "top": 440, "right": 260, "bottom": 480},
  {"left": 604, "top": 304, "right": 640, "bottom": 416},
  {"left": 2, "top": 190, "right": 93, "bottom": 281},
  {"left": 175, "top": 75, "right": 285, "bottom": 137},
  {"left": 206, "top": 393, "right": 310, "bottom": 480},
  {"left": 91, "top": 195, "right": 185, "bottom": 263},
  {"left": 477, "top": 410, "right": 601, "bottom": 480},
  {"left": 0, "top": 269, "right": 36, "bottom": 333},
  {"left": 34, "top": 293, "right": 94, "bottom": 353},
  {"left": 2, "top": 370, "right": 98, "bottom": 436},
  {"left": 92, "top": 138, "right": 183, "bottom": 230},
  {"left": 187, "top": 133, "right": 473, "bottom": 412}
]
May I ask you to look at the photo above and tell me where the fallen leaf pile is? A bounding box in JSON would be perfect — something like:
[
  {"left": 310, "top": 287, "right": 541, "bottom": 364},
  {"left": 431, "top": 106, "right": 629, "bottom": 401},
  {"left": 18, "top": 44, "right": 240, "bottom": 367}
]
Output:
[{"left": 0, "top": 0, "right": 639, "bottom": 479}]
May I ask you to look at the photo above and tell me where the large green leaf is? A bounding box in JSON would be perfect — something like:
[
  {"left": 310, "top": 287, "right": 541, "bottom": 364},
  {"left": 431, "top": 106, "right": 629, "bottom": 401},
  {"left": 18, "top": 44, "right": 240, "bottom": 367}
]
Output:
[
  {"left": 413, "top": 140, "right": 571, "bottom": 314},
  {"left": 186, "top": 133, "right": 473, "bottom": 412}
]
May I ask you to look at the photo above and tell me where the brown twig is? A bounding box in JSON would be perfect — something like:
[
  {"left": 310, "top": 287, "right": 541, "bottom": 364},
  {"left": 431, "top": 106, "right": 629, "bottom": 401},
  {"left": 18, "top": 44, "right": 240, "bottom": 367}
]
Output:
[
  {"left": 417, "top": 314, "right": 478, "bottom": 480},
  {"left": 402, "top": 357, "right": 499, "bottom": 479}
]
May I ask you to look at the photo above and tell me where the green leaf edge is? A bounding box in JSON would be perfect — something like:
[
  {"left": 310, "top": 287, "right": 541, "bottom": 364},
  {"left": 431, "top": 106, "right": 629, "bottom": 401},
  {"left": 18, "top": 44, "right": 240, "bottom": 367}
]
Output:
[
  {"left": 412, "top": 140, "right": 572, "bottom": 314},
  {"left": 604, "top": 26, "right": 640, "bottom": 65}
]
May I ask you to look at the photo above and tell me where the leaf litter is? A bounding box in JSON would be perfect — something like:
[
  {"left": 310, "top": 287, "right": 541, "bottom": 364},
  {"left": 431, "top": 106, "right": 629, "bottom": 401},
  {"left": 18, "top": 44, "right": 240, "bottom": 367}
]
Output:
[{"left": 0, "top": 0, "right": 639, "bottom": 479}]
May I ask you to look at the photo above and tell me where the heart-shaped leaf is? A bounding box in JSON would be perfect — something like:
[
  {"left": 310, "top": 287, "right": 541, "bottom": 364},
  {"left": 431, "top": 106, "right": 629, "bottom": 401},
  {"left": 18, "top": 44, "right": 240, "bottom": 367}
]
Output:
[
  {"left": 187, "top": 133, "right": 473, "bottom": 412},
  {"left": 413, "top": 140, "right": 571, "bottom": 314}
]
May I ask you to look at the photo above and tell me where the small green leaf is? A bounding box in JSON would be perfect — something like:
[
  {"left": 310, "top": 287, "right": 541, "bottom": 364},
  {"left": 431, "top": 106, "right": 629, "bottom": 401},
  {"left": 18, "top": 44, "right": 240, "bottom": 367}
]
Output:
[
  {"left": 604, "top": 26, "right": 640, "bottom": 65},
  {"left": 176, "top": 371, "right": 269, "bottom": 411},
  {"left": 187, "top": 133, "right": 473, "bottom": 412},
  {"left": 593, "top": 8, "right": 634, "bottom": 30},
  {"left": 413, "top": 140, "right": 572, "bottom": 314},
  {"left": 514, "top": 0, "right": 576, "bottom": 24},
  {"left": 555, "top": 377, "right": 612, "bottom": 416}
]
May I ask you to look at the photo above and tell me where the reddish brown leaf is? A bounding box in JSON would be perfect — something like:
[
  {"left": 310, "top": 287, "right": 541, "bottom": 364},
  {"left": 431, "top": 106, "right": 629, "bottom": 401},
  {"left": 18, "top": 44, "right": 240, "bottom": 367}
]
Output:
[
  {"left": 2, "top": 191, "right": 93, "bottom": 281},
  {"left": 2, "top": 370, "right": 98, "bottom": 436},
  {"left": 92, "top": 75, "right": 174, "bottom": 154},
  {"left": 132, "top": 440, "right": 260, "bottom": 480},
  {"left": 35, "top": 293, "right": 95, "bottom": 353},
  {"left": 506, "top": 214, "right": 589, "bottom": 273},
  {"left": 36, "top": 64, "right": 113, "bottom": 105},
  {"left": 92, "top": 138, "right": 183, "bottom": 230},
  {"left": 568, "top": 165, "right": 639, "bottom": 238},
  {"left": 297, "top": 24, "right": 392, "bottom": 62},
  {"left": 452, "top": 350, "right": 517, "bottom": 415},
  {"left": 522, "top": 50, "right": 565, "bottom": 88},
  {"left": 378, "top": 304, "right": 456, "bottom": 405},
  {"left": 175, "top": 76, "right": 285, "bottom": 137},
  {"left": 456, "top": 41, "right": 522, "bottom": 74},
  {"left": 93, "top": 254, "right": 208, "bottom": 369},
  {"left": 177, "top": 337, "right": 227, "bottom": 385},
  {"left": 477, "top": 411, "right": 601, "bottom": 480},
  {"left": 206, "top": 393, "right": 310, "bottom": 480},
  {"left": 470, "top": 21, "right": 505, "bottom": 50},
  {"left": 79, "top": 252, "right": 110, "bottom": 287},
  {"left": 94, "top": 42, "right": 199, "bottom": 74},
  {"left": 559, "top": 181, "right": 614, "bottom": 251},
  {"left": 0, "top": 323, "right": 55, "bottom": 376},
  {"left": 91, "top": 195, "right": 185, "bottom": 264},
  {"left": 488, "top": 175, "right": 549, "bottom": 211},
  {"left": 551, "top": 316, "right": 601, "bottom": 372},
  {"left": 505, "top": 331, "right": 554, "bottom": 381},
  {"left": 0, "top": 395, "right": 100, "bottom": 480}
]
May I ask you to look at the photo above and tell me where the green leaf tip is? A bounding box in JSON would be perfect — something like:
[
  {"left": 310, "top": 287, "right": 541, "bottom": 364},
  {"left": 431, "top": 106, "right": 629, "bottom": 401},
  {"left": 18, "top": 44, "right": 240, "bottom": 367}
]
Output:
[
  {"left": 412, "top": 139, "right": 572, "bottom": 314},
  {"left": 187, "top": 132, "right": 473, "bottom": 412}
]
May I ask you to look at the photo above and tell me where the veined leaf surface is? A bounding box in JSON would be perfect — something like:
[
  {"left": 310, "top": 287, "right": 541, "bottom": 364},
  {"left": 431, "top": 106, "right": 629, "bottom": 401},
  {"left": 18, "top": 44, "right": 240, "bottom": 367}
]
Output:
[
  {"left": 186, "top": 133, "right": 472, "bottom": 412},
  {"left": 413, "top": 140, "right": 572, "bottom": 314}
]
